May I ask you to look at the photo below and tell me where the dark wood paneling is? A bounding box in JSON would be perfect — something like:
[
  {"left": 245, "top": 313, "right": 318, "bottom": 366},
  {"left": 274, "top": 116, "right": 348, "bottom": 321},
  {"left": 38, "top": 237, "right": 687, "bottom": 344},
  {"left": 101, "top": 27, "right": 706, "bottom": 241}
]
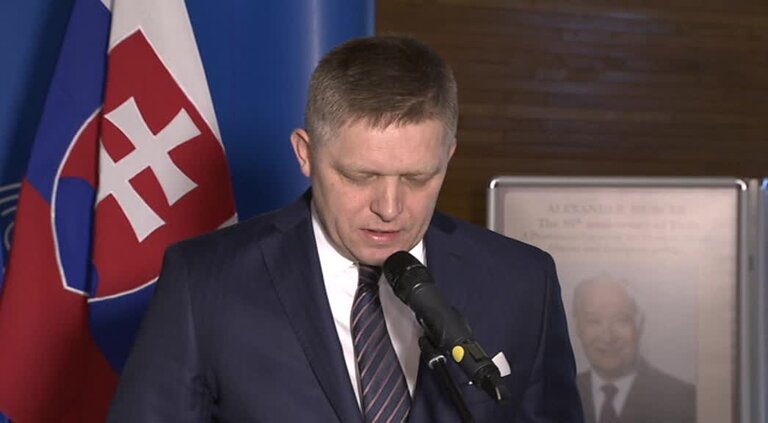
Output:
[{"left": 377, "top": 0, "right": 768, "bottom": 225}]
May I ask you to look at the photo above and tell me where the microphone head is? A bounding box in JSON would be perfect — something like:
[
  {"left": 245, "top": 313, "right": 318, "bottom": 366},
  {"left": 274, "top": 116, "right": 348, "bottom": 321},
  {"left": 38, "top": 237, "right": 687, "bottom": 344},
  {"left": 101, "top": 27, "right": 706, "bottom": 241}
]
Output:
[{"left": 383, "top": 251, "right": 431, "bottom": 304}]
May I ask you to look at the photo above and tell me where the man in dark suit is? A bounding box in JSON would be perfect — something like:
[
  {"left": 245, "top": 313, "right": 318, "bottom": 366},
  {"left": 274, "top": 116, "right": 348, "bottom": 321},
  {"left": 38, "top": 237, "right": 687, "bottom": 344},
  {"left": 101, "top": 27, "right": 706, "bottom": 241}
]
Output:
[
  {"left": 108, "top": 35, "right": 583, "bottom": 422},
  {"left": 573, "top": 277, "right": 695, "bottom": 423}
]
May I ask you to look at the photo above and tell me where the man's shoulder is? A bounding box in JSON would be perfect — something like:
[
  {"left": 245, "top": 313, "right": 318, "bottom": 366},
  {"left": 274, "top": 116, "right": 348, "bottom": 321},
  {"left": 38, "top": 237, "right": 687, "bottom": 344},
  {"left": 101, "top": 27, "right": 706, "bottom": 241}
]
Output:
[
  {"left": 623, "top": 362, "right": 696, "bottom": 422},
  {"left": 430, "top": 210, "right": 554, "bottom": 265},
  {"left": 636, "top": 362, "right": 696, "bottom": 396},
  {"left": 167, "top": 196, "right": 309, "bottom": 261}
]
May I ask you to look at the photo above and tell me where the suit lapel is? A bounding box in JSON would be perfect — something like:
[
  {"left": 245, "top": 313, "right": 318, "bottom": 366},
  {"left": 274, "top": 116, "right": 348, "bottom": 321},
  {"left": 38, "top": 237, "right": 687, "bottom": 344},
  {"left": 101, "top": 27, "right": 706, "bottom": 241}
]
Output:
[
  {"left": 260, "top": 196, "right": 361, "bottom": 423},
  {"left": 619, "top": 366, "right": 647, "bottom": 421},
  {"left": 578, "top": 374, "right": 596, "bottom": 423},
  {"left": 409, "top": 213, "right": 475, "bottom": 422},
  {"left": 424, "top": 212, "right": 470, "bottom": 318}
]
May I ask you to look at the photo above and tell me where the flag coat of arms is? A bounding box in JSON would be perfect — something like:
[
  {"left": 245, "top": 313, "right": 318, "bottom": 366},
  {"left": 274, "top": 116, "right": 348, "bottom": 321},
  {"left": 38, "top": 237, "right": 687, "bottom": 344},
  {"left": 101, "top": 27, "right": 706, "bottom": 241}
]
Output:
[{"left": 0, "top": 0, "right": 236, "bottom": 420}]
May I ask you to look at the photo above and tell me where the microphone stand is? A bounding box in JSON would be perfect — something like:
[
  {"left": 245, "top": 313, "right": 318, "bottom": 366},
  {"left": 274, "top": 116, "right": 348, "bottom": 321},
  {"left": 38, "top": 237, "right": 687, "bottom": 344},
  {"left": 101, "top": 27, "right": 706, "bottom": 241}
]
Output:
[{"left": 419, "top": 336, "right": 475, "bottom": 423}]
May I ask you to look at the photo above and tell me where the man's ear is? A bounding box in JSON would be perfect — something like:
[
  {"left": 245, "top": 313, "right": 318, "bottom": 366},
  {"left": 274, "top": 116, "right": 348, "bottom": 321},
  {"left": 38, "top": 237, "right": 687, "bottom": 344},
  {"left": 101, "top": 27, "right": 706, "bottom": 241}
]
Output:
[{"left": 290, "top": 129, "right": 312, "bottom": 177}]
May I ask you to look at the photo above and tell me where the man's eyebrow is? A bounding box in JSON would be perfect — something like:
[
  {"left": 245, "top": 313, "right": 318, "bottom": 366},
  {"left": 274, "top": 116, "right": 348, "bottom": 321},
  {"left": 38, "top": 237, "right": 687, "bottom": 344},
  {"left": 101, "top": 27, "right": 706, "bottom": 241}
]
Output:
[
  {"left": 404, "top": 167, "right": 441, "bottom": 176},
  {"left": 335, "top": 164, "right": 375, "bottom": 174},
  {"left": 336, "top": 163, "right": 440, "bottom": 177}
]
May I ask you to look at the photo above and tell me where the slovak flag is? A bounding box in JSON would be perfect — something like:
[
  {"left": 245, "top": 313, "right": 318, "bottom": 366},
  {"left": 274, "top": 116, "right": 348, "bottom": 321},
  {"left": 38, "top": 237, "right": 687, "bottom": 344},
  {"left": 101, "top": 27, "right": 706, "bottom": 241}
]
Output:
[{"left": 0, "top": 0, "right": 236, "bottom": 420}]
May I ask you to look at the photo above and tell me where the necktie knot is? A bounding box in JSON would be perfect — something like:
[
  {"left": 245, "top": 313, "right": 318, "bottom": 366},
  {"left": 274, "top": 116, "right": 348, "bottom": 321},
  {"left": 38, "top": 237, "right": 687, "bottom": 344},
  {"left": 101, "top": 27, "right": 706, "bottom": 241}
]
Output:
[
  {"left": 358, "top": 265, "right": 382, "bottom": 288},
  {"left": 601, "top": 383, "right": 618, "bottom": 400}
]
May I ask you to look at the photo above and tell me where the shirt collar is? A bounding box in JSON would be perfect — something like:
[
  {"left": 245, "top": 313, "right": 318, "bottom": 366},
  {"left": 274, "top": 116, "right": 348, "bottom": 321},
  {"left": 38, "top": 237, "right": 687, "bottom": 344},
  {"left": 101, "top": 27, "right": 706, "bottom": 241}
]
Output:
[{"left": 590, "top": 367, "right": 638, "bottom": 417}]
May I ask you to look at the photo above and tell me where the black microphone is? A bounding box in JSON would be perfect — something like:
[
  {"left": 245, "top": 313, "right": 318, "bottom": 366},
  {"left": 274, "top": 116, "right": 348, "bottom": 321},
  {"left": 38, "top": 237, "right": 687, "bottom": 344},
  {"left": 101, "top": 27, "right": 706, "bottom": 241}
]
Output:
[{"left": 383, "top": 251, "right": 510, "bottom": 402}]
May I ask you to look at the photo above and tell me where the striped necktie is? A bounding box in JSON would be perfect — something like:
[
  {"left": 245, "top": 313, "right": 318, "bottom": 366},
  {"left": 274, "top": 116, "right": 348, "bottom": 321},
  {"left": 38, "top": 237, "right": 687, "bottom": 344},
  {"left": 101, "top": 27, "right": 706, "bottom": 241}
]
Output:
[
  {"left": 599, "top": 383, "right": 619, "bottom": 423},
  {"left": 351, "top": 264, "right": 411, "bottom": 423}
]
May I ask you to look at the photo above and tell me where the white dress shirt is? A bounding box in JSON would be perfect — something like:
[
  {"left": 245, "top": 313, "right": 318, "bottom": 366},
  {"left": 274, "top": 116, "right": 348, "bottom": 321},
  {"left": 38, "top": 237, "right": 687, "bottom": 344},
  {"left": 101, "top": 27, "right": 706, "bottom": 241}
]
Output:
[
  {"left": 590, "top": 369, "right": 637, "bottom": 420},
  {"left": 311, "top": 212, "right": 423, "bottom": 409}
]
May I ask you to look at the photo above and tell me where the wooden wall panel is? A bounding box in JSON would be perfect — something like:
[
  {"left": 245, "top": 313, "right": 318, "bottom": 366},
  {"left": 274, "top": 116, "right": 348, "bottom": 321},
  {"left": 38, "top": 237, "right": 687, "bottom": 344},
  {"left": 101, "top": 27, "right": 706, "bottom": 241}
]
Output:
[{"left": 377, "top": 0, "right": 768, "bottom": 225}]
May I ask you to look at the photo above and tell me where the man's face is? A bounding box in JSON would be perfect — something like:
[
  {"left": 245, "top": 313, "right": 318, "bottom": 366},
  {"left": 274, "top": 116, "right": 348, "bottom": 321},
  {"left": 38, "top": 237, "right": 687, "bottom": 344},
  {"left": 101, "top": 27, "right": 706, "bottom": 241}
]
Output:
[
  {"left": 575, "top": 281, "right": 642, "bottom": 381},
  {"left": 291, "top": 119, "right": 455, "bottom": 266}
]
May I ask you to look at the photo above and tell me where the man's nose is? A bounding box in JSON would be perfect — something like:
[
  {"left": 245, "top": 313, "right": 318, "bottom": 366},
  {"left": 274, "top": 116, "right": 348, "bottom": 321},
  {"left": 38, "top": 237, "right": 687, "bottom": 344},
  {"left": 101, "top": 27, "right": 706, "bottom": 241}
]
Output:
[
  {"left": 592, "top": 323, "right": 618, "bottom": 344},
  {"left": 371, "top": 177, "right": 403, "bottom": 222}
]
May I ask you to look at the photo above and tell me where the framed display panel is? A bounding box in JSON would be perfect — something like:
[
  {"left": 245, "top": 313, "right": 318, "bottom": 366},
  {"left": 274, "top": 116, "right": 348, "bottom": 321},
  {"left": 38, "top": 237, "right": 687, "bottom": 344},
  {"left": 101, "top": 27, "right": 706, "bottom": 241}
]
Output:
[
  {"left": 755, "top": 179, "right": 768, "bottom": 423},
  {"left": 488, "top": 177, "right": 753, "bottom": 423}
]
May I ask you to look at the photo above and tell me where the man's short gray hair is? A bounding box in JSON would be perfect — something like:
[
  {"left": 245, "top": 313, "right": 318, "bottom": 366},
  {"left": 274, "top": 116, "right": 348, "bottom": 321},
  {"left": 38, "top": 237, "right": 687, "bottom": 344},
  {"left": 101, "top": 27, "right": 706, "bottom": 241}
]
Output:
[{"left": 305, "top": 35, "right": 458, "bottom": 146}]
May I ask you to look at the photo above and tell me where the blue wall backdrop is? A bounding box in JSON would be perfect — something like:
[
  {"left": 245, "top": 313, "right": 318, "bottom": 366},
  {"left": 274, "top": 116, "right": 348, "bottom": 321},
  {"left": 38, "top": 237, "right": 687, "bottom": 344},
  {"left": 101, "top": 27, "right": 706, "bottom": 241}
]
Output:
[
  {"left": 0, "top": 0, "right": 375, "bottom": 263},
  {"left": 0, "top": 0, "right": 76, "bottom": 265},
  {"left": 187, "top": 0, "right": 375, "bottom": 218}
]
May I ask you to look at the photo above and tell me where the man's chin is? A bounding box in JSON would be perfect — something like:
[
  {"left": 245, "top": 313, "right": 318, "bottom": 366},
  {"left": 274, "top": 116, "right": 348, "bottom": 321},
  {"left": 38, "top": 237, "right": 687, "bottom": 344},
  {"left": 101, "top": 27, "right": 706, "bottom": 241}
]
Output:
[
  {"left": 593, "top": 363, "right": 634, "bottom": 380},
  {"left": 355, "top": 247, "right": 407, "bottom": 267}
]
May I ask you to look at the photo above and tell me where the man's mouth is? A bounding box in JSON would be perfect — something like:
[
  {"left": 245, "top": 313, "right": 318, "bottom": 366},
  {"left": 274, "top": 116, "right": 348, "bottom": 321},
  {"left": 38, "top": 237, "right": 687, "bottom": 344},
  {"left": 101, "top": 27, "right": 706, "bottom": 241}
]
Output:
[{"left": 362, "top": 229, "right": 401, "bottom": 242}]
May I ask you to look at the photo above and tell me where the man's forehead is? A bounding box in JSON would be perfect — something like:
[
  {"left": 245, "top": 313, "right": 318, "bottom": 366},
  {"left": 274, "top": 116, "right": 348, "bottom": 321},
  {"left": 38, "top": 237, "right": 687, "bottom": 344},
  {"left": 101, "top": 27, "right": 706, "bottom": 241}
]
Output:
[
  {"left": 319, "top": 120, "right": 447, "bottom": 151},
  {"left": 577, "top": 279, "right": 637, "bottom": 311}
]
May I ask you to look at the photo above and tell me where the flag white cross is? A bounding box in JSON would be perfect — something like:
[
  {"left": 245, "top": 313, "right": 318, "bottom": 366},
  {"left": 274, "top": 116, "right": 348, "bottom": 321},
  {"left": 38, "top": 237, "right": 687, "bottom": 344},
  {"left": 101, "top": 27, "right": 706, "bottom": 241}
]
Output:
[{"left": 98, "top": 97, "right": 199, "bottom": 242}]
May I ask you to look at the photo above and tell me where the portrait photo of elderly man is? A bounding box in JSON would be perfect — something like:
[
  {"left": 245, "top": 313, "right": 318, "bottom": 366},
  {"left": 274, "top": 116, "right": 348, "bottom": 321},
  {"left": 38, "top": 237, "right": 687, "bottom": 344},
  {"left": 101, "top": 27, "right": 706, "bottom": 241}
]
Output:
[{"left": 573, "top": 276, "right": 696, "bottom": 423}]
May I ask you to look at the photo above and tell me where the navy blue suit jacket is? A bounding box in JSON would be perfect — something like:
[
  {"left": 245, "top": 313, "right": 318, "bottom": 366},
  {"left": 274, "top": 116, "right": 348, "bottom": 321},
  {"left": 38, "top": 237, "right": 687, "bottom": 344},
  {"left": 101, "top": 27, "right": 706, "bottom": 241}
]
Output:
[{"left": 108, "top": 193, "right": 583, "bottom": 422}]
